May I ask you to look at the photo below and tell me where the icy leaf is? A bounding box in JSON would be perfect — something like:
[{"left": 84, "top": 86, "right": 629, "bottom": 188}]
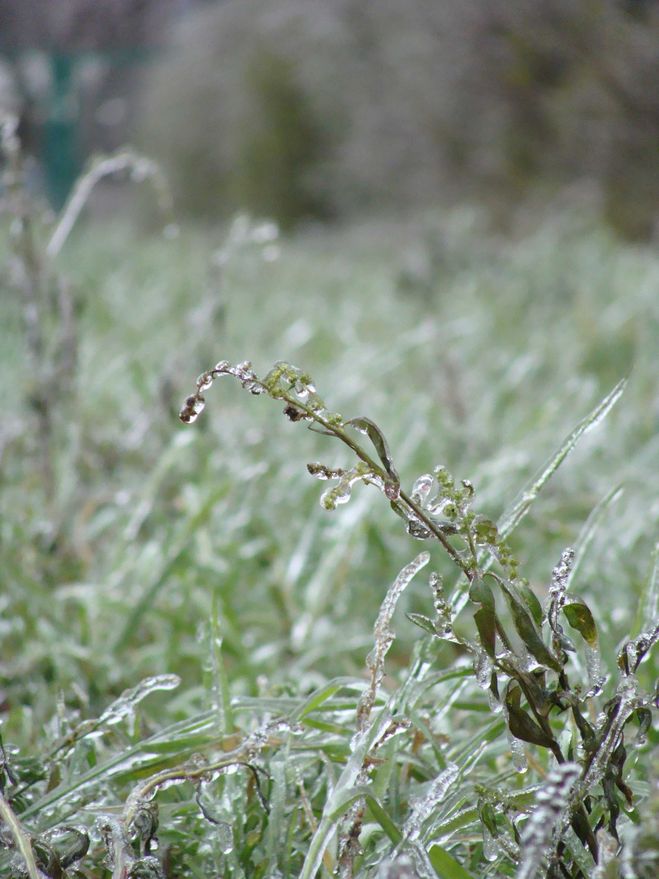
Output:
[
  {"left": 346, "top": 417, "right": 400, "bottom": 484},
  {"left": 499, "top": 580, "right": 563, "bottom": 672},
  {"left": 99, "top": 675, "right": 180, "bottom": 731},
  {"left": 504, "top": 685, "right": 555, "bottom": 749}
]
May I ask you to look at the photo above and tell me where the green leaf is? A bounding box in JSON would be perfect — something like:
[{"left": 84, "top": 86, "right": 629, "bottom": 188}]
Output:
[
  {"left": 428, "top": 843, "right": 476, "bottom": 879},
  {"left": 363, "top": 795, "right": 402, "bottom": 845},
  {"left": 499, "top": 580, "right": 563, "bottom": 672},
  {"left": 478, "top": 800, "right": 498, "bottom": 836},
  {"left": 294, "top": 677, "right": 364, "bottom": 720},
  {"left": 469, "top": 577, "right": 495, "bottom": 612},
  {"left": 563, "top": 599, "right": 598, "bottom": 647},
  {"left": 519, "top": 582, "right": 543, "bottom": 627},
  {"left": 474, "top": 607, "right": 497, "bottom": 658},
  {"left": 505, "top": 686, "right": 555, "bottom": 749}
]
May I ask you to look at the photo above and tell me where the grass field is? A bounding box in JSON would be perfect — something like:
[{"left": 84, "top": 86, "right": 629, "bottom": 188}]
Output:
[{"left": 0, "top": 204, "right": 657, "bottom": 877}]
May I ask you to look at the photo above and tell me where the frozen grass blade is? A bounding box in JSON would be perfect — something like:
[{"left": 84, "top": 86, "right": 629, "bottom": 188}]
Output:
[
  {"left": 566, "top": 483, "right": 624, "bottom": 589},
  {"left": 633, "top": 541, "right": 659, "bottom": 638},
  {"left": 357, "top": 552, "right": 430, "bottom": 730},
  {"left": 47, "top": 149, "right": 175, "bottom": 258},
  {"left": 0, "top": 792, "right": 40, "bottom": 879},
  {"left": 498, "top": 379, "right": 627, "bottom": 540}
]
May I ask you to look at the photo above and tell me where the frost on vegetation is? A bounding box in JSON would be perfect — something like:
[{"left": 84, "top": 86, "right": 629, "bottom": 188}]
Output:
[
  {"left": 584, "top": 674, "right": 643, "bottom": 791},
  {"left": 172, "top": 358, "right": 656, "bottom": 876},
  {"left": 356, "top": 552, "right": 430, "bottom": 732},
  {"left": 516, "top": 763, "right": 581, "bottom": 879},
  {"left": 99, "top": 674, "right": 181, "bottom": 732},
  {"left": 47, "top": 149, "right": 176, "bottom": 259},
  {"left": 402, "top": 762, "right": 459, "bottom": 858}
]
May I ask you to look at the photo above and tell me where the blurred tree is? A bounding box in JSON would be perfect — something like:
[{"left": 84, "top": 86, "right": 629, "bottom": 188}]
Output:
[{"left": 139, "top": 0, "right": 658, "bottom": 236}]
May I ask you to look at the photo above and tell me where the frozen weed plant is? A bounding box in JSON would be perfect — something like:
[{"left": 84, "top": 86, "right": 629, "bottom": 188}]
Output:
[{"left": 177, "top": 359, "right": 657, "bottom": 878}]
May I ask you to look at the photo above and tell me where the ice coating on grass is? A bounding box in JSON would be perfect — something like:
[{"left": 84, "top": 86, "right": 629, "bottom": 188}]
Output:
[
  {"left": 217, "top": 822, "right": 234, "bottom": 855},
  {"left": 404, "top": 762, "right": 459, "bottom": 842},
  {"left": 546, "top": 547, "right": 574, "bottom": 630},
  {"left": 584, "top": 675, "right": 641, "bottom": 790},
  {"left": 356, "top": 552, "right": 430, "bottom": 732},
  {"left": 99, "top": 674, "right": 181, "bottom": 729},
  {"left": 376, "top": 853, "right": 417, "bottom": 878},
  {"left": 585, "top": 645, "right": 605, "bottom": 696}
]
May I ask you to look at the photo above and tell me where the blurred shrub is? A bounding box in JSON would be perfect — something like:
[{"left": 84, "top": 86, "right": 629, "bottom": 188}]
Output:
[{"left": 139, "top": 0, "right": 659, "bottom": 236}]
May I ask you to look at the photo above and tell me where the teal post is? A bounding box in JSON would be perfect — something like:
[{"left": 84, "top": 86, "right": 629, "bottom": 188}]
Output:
[{"left": 43, "top": 54, "right": 80, "bottom": 209}]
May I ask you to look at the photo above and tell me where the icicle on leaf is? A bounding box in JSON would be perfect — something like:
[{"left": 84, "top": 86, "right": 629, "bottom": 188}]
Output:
[
  {"left": 475, "top": 650, "right": 493, "bottom": 690},
  {"left": 478, "top": 801, "right": 500, "bottom": 863}
]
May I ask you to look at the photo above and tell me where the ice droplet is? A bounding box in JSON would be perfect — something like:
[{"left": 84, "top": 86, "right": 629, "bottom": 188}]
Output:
[
  {"left": 475, "top": 650, "right": 493, "bottom": 690},
  {"left": 196, "top": 372, "right": 213, "bottom": 392},
  {"left": 483, "top": 825, "right": 500, "bottom": 862},
  {"left": 507, "top": 729, "right": 528, "bottom": 774},
  {"left": 411, "top": 474, "right": 434, "bottom": 504},
  {"left": 584, "top": 645, "right": 605, "bottom": 696}
]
